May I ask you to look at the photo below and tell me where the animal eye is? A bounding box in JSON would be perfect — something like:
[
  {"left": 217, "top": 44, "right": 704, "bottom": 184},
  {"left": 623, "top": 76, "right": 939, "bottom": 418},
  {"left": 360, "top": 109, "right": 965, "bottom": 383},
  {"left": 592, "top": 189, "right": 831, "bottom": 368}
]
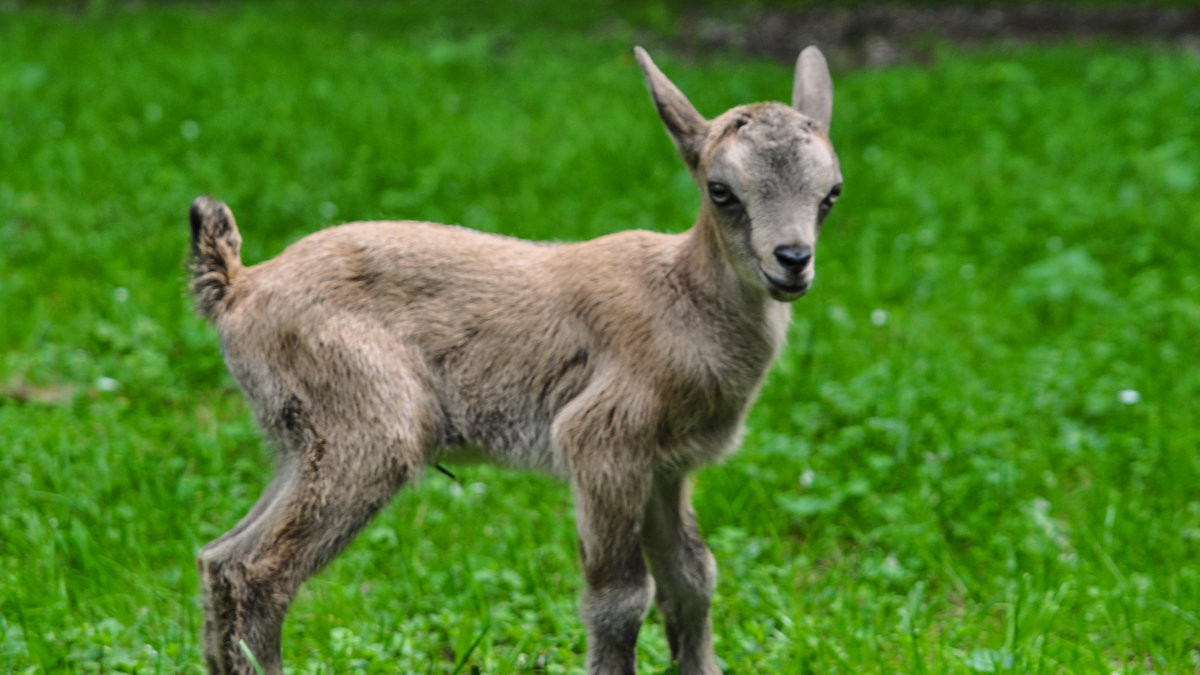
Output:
[
  {"left": 708, "top": 182, "right": 739, "bottom": 207},
  {"left": 818, "top": 184, "right": 842, "bottom": 221}
]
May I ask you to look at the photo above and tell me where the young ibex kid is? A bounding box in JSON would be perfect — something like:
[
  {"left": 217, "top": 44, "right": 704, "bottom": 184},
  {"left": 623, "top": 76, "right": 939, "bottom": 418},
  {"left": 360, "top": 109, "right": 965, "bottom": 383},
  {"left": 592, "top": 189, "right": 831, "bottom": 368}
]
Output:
[{"left": 191, "top": 46, "right": 842, "bottom": 675}]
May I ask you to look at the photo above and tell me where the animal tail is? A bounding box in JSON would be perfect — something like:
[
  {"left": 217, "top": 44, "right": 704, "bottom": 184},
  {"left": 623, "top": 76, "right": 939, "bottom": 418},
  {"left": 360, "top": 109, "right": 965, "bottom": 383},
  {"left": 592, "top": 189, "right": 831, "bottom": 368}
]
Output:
[{"left": 188, "top": 195, "right": 244, "bottom": 321}]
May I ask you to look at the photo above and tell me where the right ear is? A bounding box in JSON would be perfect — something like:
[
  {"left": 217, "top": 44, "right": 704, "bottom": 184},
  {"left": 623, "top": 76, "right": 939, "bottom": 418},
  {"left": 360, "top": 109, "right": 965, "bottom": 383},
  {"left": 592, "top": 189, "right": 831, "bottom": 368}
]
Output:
[{"left": 634, "top": 46, "right": 708, "bottom": 171}]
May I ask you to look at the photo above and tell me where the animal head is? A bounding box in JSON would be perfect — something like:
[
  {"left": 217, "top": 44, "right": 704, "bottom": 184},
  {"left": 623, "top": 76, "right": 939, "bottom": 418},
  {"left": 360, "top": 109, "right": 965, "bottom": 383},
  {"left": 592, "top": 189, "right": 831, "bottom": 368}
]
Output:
[{"left": 635, "top": 46, "right": 843, "bottom": 301}]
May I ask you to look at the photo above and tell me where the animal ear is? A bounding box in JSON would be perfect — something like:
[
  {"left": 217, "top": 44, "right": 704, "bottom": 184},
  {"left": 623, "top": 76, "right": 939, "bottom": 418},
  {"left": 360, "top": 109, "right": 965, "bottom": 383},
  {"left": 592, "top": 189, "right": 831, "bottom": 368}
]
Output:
[
  {"left": 792, "top": 46, "right": 833, "bottom": 133},
  {"left": 634, "top": 46, "right": 708, "bottom": 170}
]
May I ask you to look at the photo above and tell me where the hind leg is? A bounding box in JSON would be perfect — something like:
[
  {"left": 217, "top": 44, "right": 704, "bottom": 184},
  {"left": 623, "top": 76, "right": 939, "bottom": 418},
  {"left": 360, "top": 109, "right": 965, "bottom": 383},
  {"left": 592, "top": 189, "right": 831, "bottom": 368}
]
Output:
[
  {"left": 197, "top": 461, "right": 296, "bottom": 675},
  {"left": 197, "top": 395, "right": 432, "bottom": 674}
]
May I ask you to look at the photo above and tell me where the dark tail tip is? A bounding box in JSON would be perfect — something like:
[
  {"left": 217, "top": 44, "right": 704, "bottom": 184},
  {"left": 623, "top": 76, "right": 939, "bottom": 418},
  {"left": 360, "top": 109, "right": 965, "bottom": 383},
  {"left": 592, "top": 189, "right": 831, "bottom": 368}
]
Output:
[
  {"left": 188, "top": 195, "right": 243, "bottom": 321},
  {"left": 189, "top": 196, "right": 210, "bottom": 255},
  {"left": 189, "top": 195, "right": 227, "bottom": 256}
]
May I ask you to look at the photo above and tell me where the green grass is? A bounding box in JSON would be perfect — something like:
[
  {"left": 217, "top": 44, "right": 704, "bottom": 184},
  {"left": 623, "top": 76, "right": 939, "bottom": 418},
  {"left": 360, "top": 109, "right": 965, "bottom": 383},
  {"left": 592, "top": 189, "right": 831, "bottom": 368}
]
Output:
[{"left": 3, "top": 2, "right": 1199, "bottom": 673}]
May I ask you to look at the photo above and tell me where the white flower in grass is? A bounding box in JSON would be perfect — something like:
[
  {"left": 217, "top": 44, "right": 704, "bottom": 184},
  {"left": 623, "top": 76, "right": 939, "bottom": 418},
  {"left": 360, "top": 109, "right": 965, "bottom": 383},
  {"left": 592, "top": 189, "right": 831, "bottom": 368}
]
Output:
[
  {"left": 95, "top": 376, "right": 119, "bottom": 392},
  {"left": 1118, "top": 389, "right": 1140, "bottom": 405},
  {"left": 870, "top": 308, "right": 888, "bottom": 326}
]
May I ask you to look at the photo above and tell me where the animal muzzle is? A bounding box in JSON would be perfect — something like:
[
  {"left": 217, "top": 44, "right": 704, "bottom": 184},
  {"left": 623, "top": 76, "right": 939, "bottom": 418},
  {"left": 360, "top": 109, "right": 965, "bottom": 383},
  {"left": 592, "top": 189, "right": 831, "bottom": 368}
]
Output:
[{"left": 773, "top": 245, "right": 813, "bottom": 275}]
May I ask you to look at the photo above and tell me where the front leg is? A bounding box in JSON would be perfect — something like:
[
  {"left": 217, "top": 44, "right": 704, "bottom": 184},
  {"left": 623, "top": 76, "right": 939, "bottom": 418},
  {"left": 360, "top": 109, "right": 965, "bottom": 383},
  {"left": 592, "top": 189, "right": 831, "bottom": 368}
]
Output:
[
  {"left": 643, "top": 475, "right": 720, "bottom": 674},
  {"left": 571, "top": 456, "right": 655, "bottom": 675}
]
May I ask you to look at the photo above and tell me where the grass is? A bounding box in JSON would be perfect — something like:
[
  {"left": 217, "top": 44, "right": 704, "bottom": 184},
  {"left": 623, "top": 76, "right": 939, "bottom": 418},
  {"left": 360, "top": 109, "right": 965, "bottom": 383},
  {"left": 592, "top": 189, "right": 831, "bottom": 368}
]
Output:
[{"left": 2, "top": 1, "right": 1199, "bottom": 673}]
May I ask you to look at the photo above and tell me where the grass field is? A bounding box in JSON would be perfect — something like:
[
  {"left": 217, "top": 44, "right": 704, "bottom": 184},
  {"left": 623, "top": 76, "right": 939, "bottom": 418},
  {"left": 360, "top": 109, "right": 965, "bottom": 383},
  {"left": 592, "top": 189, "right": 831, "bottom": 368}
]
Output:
[{"left": 2, "top": 2, "right": 1199, "bottom": 673}]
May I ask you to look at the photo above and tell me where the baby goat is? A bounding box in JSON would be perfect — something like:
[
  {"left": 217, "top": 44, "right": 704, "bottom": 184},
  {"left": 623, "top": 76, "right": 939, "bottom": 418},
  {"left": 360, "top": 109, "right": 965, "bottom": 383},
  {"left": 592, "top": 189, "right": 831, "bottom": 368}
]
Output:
[{"left": 191, "top": 46, "right": 842, "bottom": 675}]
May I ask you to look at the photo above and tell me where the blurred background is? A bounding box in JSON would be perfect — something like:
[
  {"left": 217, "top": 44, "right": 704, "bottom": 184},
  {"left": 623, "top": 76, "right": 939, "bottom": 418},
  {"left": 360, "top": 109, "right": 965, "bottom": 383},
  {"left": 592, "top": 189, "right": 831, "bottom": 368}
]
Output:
[{"left": 2, "top": 1, "right": 1198, "bottom": 672}]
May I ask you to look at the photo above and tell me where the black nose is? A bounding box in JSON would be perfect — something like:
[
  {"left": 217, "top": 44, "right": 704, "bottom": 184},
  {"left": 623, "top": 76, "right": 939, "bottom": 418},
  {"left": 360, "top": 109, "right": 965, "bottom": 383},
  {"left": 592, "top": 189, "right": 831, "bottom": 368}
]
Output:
[{"left": 774, "top": 246, "right": 813, "bottom": 274}]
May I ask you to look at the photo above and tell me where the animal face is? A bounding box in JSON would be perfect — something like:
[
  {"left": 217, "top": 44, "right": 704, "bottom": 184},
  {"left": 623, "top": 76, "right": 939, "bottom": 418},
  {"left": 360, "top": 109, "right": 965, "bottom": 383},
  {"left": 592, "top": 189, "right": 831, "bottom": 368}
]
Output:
[{"left": 701, "top": 104, "right": 842, "bottom": 300}]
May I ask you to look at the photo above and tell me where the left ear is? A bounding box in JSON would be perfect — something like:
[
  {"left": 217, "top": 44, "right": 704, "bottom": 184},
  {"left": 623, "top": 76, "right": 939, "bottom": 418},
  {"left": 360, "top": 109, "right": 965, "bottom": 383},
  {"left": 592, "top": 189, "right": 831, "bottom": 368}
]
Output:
[{"left": 792, "top": 46, "right": 833, "bottom": 133}]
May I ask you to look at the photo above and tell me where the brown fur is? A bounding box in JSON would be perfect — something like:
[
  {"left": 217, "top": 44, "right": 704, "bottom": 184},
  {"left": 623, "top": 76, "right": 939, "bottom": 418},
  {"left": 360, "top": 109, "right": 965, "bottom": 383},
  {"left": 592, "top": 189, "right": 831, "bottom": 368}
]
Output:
[{"left": 192, "top": 46, "right": 842, "bottom": 675}]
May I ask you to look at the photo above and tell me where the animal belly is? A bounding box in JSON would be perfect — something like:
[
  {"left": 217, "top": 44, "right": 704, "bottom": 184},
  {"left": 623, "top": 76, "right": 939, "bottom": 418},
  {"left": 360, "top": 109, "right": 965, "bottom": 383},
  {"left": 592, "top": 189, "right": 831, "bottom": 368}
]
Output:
[{"left": 432, "top": 431, "right": 563, "bottom": 478}]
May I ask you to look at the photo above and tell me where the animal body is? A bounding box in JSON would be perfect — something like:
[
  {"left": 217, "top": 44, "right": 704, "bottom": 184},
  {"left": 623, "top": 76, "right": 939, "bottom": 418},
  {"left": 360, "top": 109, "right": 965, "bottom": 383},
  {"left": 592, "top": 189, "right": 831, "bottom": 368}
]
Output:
[{"left": 191, "top": 46, "right": 842, "bottom": 674}]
